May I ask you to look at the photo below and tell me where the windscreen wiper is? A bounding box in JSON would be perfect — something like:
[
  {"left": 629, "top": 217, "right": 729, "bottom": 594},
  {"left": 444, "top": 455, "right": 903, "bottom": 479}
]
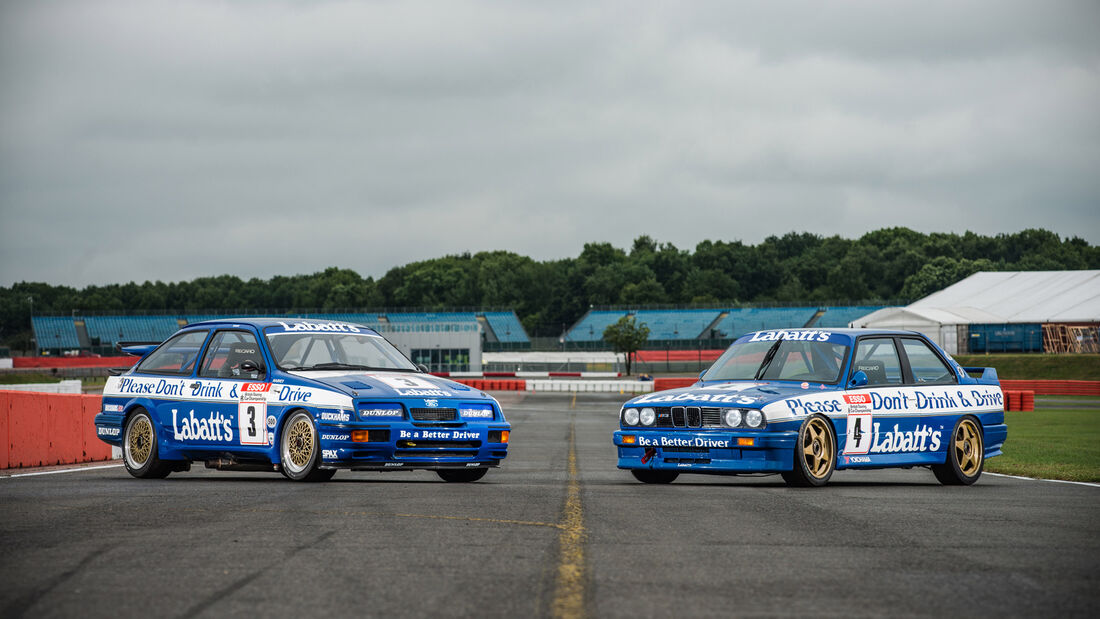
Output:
[
  {"left": 753, "top": 338, "right": 785, "bottom": 380},
  {"left": 295, "top": 362, "right": 374, "bottom": 371}
]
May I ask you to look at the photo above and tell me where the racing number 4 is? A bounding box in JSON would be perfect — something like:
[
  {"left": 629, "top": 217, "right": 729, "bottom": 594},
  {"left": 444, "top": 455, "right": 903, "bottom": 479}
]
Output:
[
  {"left": 238, "top": 400, "right": 268, "bottom": 445},
  {"left": 845, "top": 412, "right": 872, "bottom": 455}
]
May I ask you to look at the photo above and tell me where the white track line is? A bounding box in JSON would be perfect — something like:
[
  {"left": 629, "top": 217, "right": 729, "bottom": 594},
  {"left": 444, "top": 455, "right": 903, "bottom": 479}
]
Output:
[
  {"left": 2, "top": 463, "right": 122, "bottom": 479},
  {"left": 985, "top": 472, "right": 1100, "bottom": 488}
]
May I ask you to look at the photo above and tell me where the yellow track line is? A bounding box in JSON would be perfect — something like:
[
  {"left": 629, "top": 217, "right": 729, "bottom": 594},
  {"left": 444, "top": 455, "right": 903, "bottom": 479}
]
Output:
[{"left": 552, "top": 417, "right": 586, "bottom": 619}]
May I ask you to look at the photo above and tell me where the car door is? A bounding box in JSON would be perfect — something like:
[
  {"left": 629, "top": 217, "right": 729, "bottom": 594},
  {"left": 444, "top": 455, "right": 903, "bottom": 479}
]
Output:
[
  {"left": 180, "top": 329, "right": 270, "bottom": 454},
  {"left": 842, "top": 336, "right": 912, "bottom": 462},
  {"left": 843, "top": 336, "right": 956, "bottom": 464},
  {"left": 130, "top": 329, "right": 211, "bottom": 448}
]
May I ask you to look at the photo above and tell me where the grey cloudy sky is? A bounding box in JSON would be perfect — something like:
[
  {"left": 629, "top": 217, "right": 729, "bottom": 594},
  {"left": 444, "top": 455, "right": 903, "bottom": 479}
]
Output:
[{"left": 1, "top": 0, "right": 1098, "bottom": 287}]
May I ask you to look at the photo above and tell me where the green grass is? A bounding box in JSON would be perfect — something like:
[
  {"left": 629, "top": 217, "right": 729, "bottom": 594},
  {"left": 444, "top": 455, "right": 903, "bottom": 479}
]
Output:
[
  {"left": 954, "top": 354, "right": 1100, "bottom": 380},
  {"left": 985, "top": 408, "right": 1100, "bottom": 482}
]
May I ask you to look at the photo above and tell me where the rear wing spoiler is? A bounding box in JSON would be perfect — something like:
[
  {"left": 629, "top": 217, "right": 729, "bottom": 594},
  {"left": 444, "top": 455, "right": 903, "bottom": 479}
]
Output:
[
  {"left": 962, "top": 366, "right": 999, "bottom": 385},
  {"left": 117, "top": 341, "right": 160, "bottom": 358}
]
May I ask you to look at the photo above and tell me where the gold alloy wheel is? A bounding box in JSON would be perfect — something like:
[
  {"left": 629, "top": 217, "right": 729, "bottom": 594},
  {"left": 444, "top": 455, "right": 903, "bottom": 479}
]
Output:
[
  {"left": 954, "top": 418, "right": 982, "bottom": 477},
  {"left": 127, "top": 416, "right": 153, "bottom": 467},
  {"left": 801, "top": 417, "right": 835, "bottom": 479},
  {"left": 285, "top": 417, "right": 314, "bottom": 469}
]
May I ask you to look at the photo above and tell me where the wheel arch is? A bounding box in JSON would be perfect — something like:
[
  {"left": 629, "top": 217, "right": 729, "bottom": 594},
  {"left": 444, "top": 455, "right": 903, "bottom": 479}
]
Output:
[{"left": 272, "top": 406, "right": 313, "bottom": 465}]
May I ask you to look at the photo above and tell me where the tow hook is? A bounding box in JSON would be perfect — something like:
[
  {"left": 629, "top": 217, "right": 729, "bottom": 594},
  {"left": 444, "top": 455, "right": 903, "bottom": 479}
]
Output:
[{"left": 641, "top": 447, "right": 656, "bottom": 464}]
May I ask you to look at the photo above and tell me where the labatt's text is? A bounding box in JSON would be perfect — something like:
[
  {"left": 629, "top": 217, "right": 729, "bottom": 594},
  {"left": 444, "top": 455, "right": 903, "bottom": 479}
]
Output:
[
  {"left": 749, "top": 330, "right": 832, "bottom": 342},
  {"left": 870, "top": 423, "right": 941, "bottom": 453},
  {"left": 172, "top": 409, "right": 234, "bottom": 442}
]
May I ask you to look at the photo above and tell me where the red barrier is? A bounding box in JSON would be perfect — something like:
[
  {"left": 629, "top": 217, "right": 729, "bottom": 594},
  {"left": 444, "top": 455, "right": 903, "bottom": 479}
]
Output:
[
  {"left": 13, "top": 356, "right": 136, "bottom": 369},
  {"left": 653, "top": 377, "right": 698, "bottom": 392},
  {"left": 637, "top": 350, "right": 725, "bottom": 363},
  {"left": 452, "top": 378, "right": 527, "bottom": 391},
  {"left": 0, "top": 393, "right": 9, "bottom": 468},
  {"left": 1, "top": 390, "right": 113, "bottom": 469},
  {"left": 47, "top": 395, "right": 83, "bottom": 465},
  {"left": 999, "top": 380, "right": 1100, "bottom": 396},
  {"left": 6, "top": 391, "right": 49, "bottom": 468},
  {"left": 1020, "top": 391, "right": 1035, "bottom": 412}
]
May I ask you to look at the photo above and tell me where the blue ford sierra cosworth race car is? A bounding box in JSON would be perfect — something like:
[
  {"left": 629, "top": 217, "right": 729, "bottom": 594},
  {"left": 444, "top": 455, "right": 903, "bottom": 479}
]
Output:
[
  {"left": 94, "top": 319, "right": 510, "bottom": 482},
  {"left": 613, "top": 329, "right": 1006, "bottom": 487}
]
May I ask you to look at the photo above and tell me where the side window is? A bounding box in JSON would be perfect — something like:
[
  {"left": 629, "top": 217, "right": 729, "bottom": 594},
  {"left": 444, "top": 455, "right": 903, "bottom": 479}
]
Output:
[
  {"left": 137, "top": 330, "right": 209, "bottom": 375},
  {"left": 852, "top": 338, "right": 903, "bottom": 386},
  {"left": 199, "top": 330, "right": 264, "bottom": 380},
  {"left": 901, "top": 339, "right": 956, "bottom": 384}
]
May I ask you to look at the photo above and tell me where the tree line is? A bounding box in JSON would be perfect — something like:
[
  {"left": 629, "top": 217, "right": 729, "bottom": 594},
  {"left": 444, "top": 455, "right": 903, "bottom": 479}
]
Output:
[{"left": 1, "top": 227, "right": 1096, "bottom": 350}]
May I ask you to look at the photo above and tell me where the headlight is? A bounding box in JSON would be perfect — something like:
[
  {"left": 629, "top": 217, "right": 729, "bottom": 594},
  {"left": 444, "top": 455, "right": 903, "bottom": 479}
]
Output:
[
  {"left": 744, "top": 409, "right": 765, "bottom": 428},
  {"left": 639, "top": 407, "right": 656, "bottom": 426},
  {"left": 723, "top": 409, "right": 743, "bottom": 427},
  {"left": 622, "top": 408, "right": 640, "bottom": 426}
]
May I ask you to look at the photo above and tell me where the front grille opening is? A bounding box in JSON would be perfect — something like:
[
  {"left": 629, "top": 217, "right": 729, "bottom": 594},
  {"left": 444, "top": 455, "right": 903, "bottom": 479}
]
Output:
[
  {"left": 410, "top": 408, "right": 457, "bottom": 421},
  {"left": 395, "top": 450, "right": 478, "bottom": 459},
  {"left": 701, "top": 408, "right": 722, "bottom": 426},
  {"left": 656, "top": 407, "right": 707, "bottom": 428},
  {"left": 396, "top": 440, "right": 481, "bottom": 449},
  {"left": 661, "top": 446, "right": 711, "bottom": 454}
]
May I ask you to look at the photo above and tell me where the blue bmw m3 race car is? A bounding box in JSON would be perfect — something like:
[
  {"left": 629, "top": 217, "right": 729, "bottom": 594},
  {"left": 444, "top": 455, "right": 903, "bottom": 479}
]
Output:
[
  {"left": 94, "top": 319, "right": 510, "bottom": 482},
  {"left": 613, "top": 329, "right": 1007, "bottom": 487}
]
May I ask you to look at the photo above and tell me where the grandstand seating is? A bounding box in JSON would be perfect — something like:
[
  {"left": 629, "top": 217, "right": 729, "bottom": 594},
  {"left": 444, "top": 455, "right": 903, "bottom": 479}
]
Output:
[
  {"left": 32, "top": 310, "right": 531, "bottom": 352},
  {"left": 31, "top": 317, "right": 81, "bottom": 349},
  {"left": 563, "top": 306, "right": 870, "bottom": 342},
  {"left": 84, "top": 316, "right": 181, "bottom": 347},
  {"left": 814, "top": 306, "right": 885, "bottom": 328},
  {"left": 482, "top": 312, "right": 527, "bottom": 343},
  {"left": 633, "top": 309, "right": 720, "bottom": 340},
  {"left": 385, "top": 312, "right": 477, "bottom": 323},
  {"left": 702, "top": 307, "right": 820, "bottom": 340},
  {"left": 565, "top": 311, "right": 630, "bottom": 342}
]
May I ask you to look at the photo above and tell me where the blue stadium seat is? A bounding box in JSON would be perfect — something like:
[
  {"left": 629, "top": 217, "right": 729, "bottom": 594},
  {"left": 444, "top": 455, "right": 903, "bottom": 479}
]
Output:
[
  {"left": 481, "top": 312, "right": 530, "bottom": 343},
  {"left": 84, "top": 316, "right": 180, "bottom": 347},
  {"left": 815, "top": 306, "right": 886, "bottom": 328},
  {"left": 632, "top": 310, "right": 720, "bottom": 340},
  {"left": 565, "top": 311, "right": 630, "bottom": 342},
  {"left": 708, "top": 307, "right": 820, "bottom": 340},
  {"left": 31, "top": 316, "right": 81, "bottom": 349}
]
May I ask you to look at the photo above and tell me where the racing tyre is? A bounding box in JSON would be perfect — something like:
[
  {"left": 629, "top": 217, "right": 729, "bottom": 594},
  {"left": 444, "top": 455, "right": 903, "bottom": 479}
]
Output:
[
  {"left": 436, "top": 468, "right": 489, "bottom": 483},
  {"left": 782, "top": 414, "right": 836, "bottom": 487},
  {"left": 631, "top": 470, "right": 679, "bottom": 484},
  {"left": 123, "top": 409, "right": 172, "bottom": 479},
  {"left": 932, "top": 416, "right": 983, "bottom": 485},
  {"left": 280, "top": 411, "right": 333, "bottom": 482}
]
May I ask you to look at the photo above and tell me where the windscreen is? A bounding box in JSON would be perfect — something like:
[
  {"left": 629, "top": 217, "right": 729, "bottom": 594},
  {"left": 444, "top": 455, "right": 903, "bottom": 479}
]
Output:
[
  {"left": 264, "top": 323, "right": 417, "bottom": 372},
  {"left": 703, "top": 333, "right": 849, "bottom": 384}
]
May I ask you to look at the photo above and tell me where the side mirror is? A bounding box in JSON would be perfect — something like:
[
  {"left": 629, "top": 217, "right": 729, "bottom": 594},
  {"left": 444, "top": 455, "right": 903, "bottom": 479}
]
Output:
[
  {"left": 698, "top": 370, "right": 707, "bottom": 380},
  {"left": 417, "top": 363, "right": 430, "bottom": 373},
  {"left": 848, "top": 370, "right": 868, "bottom": 388}
]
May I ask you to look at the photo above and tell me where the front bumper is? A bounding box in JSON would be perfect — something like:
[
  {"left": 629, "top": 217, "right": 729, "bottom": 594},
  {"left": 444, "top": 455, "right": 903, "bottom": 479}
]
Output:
[
  {"left": 93, "top": 411, "right": 126, "bottom": 445},
  {"left": 319, "top": 422, "right": 511, "bottom": 470},
  {"left": 613, "top": 429, "right": 798, "bottom": 474}
]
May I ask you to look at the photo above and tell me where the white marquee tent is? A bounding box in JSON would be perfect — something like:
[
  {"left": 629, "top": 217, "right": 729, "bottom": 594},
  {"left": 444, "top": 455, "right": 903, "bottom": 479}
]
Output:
[{"left": 850, "top": 271, "right": 1100, "bottom": 354}]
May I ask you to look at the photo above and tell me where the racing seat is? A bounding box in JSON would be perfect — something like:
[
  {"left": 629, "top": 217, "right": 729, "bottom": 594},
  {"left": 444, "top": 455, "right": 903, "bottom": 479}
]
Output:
[
  {"left": 854, "top": 361, "right": 888, "bottom": 386},
  {"left": 219, "top": 345, "right": 262, "bottom": 379}
]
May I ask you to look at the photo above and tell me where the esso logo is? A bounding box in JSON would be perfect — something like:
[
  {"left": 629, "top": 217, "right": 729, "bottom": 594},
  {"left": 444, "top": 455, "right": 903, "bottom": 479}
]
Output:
[
  {"left": 844, "top": 394, "right": 870, "bottom": 404},
  {"left": 244, "top": 383, "right": 272, "bottom": 392}
]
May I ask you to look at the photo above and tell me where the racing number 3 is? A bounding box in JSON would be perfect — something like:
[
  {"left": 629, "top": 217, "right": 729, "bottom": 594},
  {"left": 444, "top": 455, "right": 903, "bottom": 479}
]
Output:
[{"left": 237, "top": 400, "right": 268, "bottom": 446}]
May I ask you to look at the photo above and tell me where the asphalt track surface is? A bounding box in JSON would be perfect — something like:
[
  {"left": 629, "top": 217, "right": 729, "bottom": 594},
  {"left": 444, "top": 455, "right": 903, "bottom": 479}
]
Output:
[{"left": 2, "top": 393, "right": 1098, "bottom": 618}]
